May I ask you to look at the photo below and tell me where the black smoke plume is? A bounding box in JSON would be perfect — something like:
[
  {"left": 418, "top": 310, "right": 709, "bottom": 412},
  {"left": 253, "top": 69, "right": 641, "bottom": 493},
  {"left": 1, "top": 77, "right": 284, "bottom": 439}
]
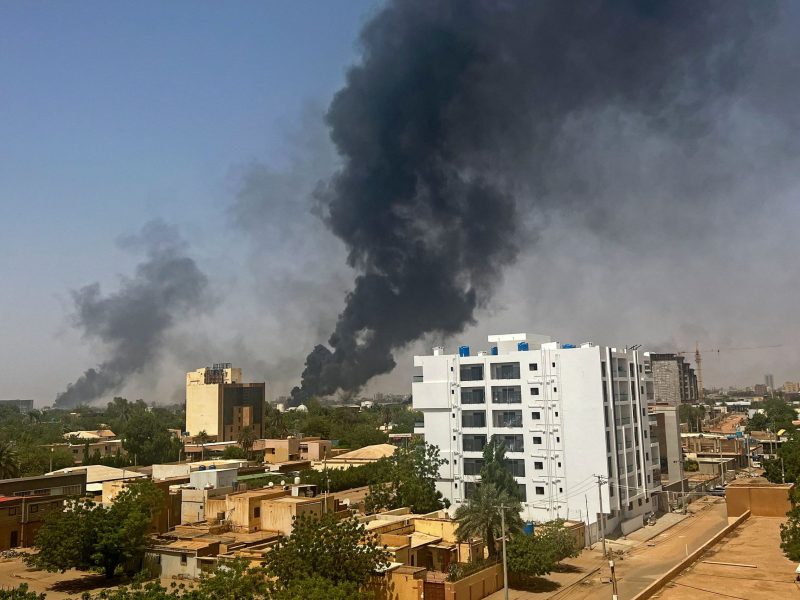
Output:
[
  {"left": 291, "top": 0, "right": 774, "bottom": 404},
  {"left": 55, "top": 220, "right": 211, "bottom": 407}
]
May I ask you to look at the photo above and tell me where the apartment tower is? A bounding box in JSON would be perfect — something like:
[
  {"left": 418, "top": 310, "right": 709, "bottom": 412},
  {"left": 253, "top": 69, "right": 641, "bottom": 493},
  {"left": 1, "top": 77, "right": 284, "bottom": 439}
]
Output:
[{"left": 413, "top": 333, "right": 661, "bottom": 534}]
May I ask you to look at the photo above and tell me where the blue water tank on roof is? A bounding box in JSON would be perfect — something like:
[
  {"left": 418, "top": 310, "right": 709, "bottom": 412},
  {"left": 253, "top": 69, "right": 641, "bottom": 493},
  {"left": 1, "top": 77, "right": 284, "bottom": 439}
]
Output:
[
  {"left": 517, "top": 341, "right": 529, "bottom": 351},
  {"left": 490, "top": 346, "right": 498, "bottom": 355},
  {"left": 459, "top": 345, "right": 470, "bottom": 357},
  {"left": 563, "top": 343, "right": 576, "bottom": 349}
]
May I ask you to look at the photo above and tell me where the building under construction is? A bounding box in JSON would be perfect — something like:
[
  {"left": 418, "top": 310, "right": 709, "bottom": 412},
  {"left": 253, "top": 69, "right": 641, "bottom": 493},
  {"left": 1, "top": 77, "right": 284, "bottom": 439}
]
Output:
[{"left": 648, "top": 353, "right": 699, "bottom": 405}]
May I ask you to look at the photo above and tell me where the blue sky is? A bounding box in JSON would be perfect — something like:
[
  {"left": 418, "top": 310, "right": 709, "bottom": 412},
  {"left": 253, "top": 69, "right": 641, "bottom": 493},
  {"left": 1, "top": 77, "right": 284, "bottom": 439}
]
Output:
[{"left": 0, "top": 1, "right": 380, "bottom": 402}]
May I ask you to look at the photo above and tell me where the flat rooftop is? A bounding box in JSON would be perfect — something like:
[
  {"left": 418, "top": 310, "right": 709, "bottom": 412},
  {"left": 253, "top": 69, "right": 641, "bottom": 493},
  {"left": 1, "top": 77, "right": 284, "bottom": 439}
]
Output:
[{"left": 652, "top": 517, "right": 797, "bottom": 599}]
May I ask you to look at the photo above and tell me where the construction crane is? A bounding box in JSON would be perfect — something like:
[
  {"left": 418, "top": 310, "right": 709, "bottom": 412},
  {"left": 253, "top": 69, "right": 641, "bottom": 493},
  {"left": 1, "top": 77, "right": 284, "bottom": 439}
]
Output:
[{"left": 675, "top": 343, "right": 784, "bottom": 401}]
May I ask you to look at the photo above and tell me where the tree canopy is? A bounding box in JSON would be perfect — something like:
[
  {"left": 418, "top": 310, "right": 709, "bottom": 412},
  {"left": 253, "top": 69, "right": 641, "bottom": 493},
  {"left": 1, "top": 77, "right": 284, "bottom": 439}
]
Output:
[
  {"left": 365, "top": 441, "right": 446, "bottom": 513},
  {"left": 454, "top": 484, "right": 523, "bottom": 557},
  {"left": 263, "top": 513, "right": 390, "bottom": 589},
  {"left": 505, "top": 520, "right": 580, "bottom": 584},
  {"left": 29, "top": 480, "right": 164, "bottom": 578},
  {"left": 480, "top": 436, "right": 520, "bottom": 499}
]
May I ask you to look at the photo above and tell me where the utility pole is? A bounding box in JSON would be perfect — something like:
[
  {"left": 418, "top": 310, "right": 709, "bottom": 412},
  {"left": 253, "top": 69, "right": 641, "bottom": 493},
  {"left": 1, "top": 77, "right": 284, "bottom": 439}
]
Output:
[
  {"left": 596, "top": 475, "right": 607, "bottom": 558},
  {"left": 500, "top": 505, "right": 509, "bottom": 600},
  {"left": 609, "top": 558, "right": 619, "bottom": 600},
  {"left": 781, "top": 456, "right": 786, "bottom": 484}
]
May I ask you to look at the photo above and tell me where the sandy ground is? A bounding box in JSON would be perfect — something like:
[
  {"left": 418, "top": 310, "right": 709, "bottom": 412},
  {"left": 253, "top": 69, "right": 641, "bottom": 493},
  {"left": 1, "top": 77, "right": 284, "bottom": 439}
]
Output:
[
  {"left": 652, "top": 516, "right": 799, "bottom": 599},
  {"left": 0, "top": 554, "right": 121, "bottom": 599}
]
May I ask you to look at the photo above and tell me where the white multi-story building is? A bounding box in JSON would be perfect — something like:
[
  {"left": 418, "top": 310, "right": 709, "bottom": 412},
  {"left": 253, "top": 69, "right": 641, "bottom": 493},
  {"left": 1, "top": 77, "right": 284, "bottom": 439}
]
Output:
[{"left": 413, "top": 333, "right": 661, "bottom": 535}]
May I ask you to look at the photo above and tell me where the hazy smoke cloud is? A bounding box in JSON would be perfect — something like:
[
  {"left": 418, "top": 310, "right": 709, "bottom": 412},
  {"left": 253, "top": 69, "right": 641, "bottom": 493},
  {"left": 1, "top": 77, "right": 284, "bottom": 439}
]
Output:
[
  {"left": 291, "top": 0, "right": 778, "bottom": 402},
  {"left": 55, "top": 220, "right": 212, "bottom": 407}
]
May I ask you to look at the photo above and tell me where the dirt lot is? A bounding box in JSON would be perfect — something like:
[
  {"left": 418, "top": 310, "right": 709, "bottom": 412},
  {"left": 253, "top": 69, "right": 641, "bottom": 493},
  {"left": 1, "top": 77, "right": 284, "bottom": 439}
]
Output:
[
  {"left": 0, "top": 552, "right": 120, "bottom": 599},
  {"left": 652, "top": 516, "right": 799, "bottom": 599}
]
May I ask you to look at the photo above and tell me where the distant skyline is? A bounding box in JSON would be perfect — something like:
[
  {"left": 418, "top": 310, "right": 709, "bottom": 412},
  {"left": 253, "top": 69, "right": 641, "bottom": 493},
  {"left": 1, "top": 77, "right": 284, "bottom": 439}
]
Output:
[{"left": 2, "top": 1, "right": 800, "bottom": 407}]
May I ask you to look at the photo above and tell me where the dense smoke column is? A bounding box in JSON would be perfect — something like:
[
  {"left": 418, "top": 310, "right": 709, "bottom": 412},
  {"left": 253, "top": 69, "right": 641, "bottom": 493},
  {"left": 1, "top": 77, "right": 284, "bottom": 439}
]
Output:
[
  {"left": 292, "top": 0, "right": 772, "bottom": 403},
  {"left": 55, "top": 220, "right": 211, "bottom": 407}
]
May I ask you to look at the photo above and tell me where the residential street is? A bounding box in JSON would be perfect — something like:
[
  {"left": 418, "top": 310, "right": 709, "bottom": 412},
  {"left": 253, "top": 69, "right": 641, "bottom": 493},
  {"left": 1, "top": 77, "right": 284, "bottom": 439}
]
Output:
[{"left": 488, "top": 499, "right": 729, "bottom": 600}]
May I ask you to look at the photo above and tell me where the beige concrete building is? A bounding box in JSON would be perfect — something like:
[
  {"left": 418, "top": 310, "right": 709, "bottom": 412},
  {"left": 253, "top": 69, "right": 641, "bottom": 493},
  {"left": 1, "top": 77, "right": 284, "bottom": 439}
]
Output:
[{"left": 185, "top": 363, "right": 265, "bottom": 441}]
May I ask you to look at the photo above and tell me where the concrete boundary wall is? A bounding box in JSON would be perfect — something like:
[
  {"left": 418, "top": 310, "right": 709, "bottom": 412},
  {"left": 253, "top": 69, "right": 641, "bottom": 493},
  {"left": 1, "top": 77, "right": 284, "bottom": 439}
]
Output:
[{"left": 630, "top": 510, "right": 751, "bottom": 600}]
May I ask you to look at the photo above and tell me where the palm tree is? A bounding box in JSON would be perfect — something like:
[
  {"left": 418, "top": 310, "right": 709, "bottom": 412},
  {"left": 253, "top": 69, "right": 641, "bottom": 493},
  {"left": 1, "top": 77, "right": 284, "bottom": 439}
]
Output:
[
  {"left": 0, "top": 441, "right": 21, "bottom": 479},
  {"left": 196, "top": 430, "right": 211, "bottom": 461},
  {"left": 237, "top": 426, "right": 257, "bottom": 460},
  {"left": 454, "top": 484, "right": 523, "bottom": 557}
]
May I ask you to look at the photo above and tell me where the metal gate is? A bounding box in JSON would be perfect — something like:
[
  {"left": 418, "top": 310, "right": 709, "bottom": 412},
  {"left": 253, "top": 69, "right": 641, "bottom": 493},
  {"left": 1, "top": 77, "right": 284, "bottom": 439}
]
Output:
[{"left": 423, "top": 581, "right": 445, "bottom": 600}]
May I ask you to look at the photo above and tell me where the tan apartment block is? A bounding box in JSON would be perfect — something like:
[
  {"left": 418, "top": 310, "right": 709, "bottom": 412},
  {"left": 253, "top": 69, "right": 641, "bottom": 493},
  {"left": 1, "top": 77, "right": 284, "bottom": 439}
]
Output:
[{"left": 185, "top": 363, "right": 264, "bottom": 441}]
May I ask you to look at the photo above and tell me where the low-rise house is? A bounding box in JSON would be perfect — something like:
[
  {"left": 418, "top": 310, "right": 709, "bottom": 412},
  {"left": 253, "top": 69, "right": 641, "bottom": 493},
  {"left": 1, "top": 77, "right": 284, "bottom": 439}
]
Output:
[
  {"left": 298, "top": 438, "right": 332, "bottom": 461},
  {"left": 48, "top": 465, "right": 146, "bottom": 495},
  {"left": 315, "top": 443, "right": 396, "bottom": 470},
  {"left": 256, "top": 438, "right": 301, "bottom": 464},
  {"left": 0, "top": 472, "right": 87, "bottom": 550}
]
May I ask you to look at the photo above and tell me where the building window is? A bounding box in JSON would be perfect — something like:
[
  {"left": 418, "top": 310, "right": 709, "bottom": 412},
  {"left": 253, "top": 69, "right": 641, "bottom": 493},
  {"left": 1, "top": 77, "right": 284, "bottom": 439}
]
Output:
[
  {"left": 559, "top": 487, "right": 563, "bottom": 493},
  {"left": 464, "top": 482, "right": 478, "bottom": 499},
  {"left": 180, "top": 554, "right": 188, "bottom": 566},
  {"left": 462, "top": 411, "right": 486, "bottom": 428},
  {"left": 529, "top": 363, "right": 538, "bottom": 371},
  {"left": 460, "top": 365, "right": 484, "bottom": 381},
  {"left": 463, "top": 458, "right": 484, "bottom": 476},
  {"left": 532, "top": 436, "right": 542, "bottom": 444},
  {"left": 531, "top": 411, "right": 540, "bottom": 419},
  {"left": 552, "top": 362, "right": 556, "bottom": 368},
  {"left": 500, "top": 435, "right": 524, "bottom": 452},
  {"left": 492, "top": 410, "right": 522, "bottom": 428},
  {"left": 491, "top": 363, "right": 520, "bottom": 380},
  {"left": 530, "top": 387, "right": 540, "bottom": 396},
  {"left": 557, "top": 461, "right": 561, "bottom": 467},
  {"left": 254, "top": 507, "right": 260, "bottom": 518},
  {"left": 30, "top": 505, "right": 38, "bottom": 513},
  {"left": 461, "top": 388, "right": 485, "bottom": 404},
  {"left": 629, "top": 363, "right": 635, "bottom": 377},
  {"left": 534, "top": 461, "right": 544, "bottom": 470},
  {"left": 517, "top": 484, "right": 527, "bottom": 501},
  {"left": 601, "top": 361, "right": 606, "bottom": 377},
  {"left": 553, "top": 387, "right": 557, "bottom": 393},
  {"left": 555, "top": 436, "right": 560, "bottom": 443},
  {"left": 535, "top": 486, "right": 545, "bottom": 495},
  {"left": 504, "top": 459, "right": 526, "bottom": 477},
  {"left": 492, "top": 386, "right": 521, "bottom": 404},
  {"left": 554, "top": 411, "right": 559, "bottom": 417},
  {"left": 463, "top": 435, "right": 487, "bottom": 452}
]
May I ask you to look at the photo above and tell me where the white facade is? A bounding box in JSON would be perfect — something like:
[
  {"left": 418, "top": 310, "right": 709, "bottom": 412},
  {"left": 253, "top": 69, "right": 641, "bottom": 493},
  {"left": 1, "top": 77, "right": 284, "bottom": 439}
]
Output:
[{"left": 412, "top": 333, "right": 661, "bottom": 533}]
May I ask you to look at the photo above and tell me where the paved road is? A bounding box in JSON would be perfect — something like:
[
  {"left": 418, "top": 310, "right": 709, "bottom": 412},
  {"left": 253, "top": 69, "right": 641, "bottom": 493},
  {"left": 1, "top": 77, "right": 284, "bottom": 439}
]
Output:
[
  {"left": 559, "top": 502, "right": 729, "bottom": 600},
  {"left": 488, "top": 500, "right": 729, "bottom": 600}
]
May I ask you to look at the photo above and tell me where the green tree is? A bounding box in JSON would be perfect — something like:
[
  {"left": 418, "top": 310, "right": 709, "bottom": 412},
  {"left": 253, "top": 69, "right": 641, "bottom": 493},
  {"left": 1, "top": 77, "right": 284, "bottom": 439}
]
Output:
[
  {"left": 0, "top": 441, "right": 21, "bottom": 479},
  {"left": 537, "top": 519, "right": 579, "bottom": 564},
  {"left": 454, "top": 484, "right": 523, "bottom": 557},
  {"left": 18, "top": 445, "right": 73, "bottom": 476},
  {"left": 195, "top": 430, "right": 211, "bottom": 461},
  {"left": 480, "top": 436, "right": 519, "bottom": 499},
  {"left": 122, "top": 409, "right": 181, "bottom": 466},
  {"left": 30, "top": 480, "right": 163, "bottom": 578},
  {"left": 0, "top": 584, "right": 46, "bottom": 600},
  {"left": 745, "top": 412, "right": 769, "bottom": 432},
  {"left": 780, "top": 489, "right": 800, "bottom": 561},
  {"left": 222, "top": 446, "right": 247, "bottom": 459},
  {"left": 270, "top": 575, "right": 372, "bottom": 600},
  {"left": 263, "top": 513, "right": 390, "bottom": 590},
  {"left": 365, "top": 442, "right": 445, "bottom": 513},
  {"left": 195, "top": 559, "right": 268, "bottom": 599},
  {"left": 764, "top": 430, "right": 800, "bottom": 484},
  {"left": 678, "top": 403, "right": 706, "bottom": 433},
  {"left": 236, "top": 426, "right": 257, "bottom": 460},
  {"left": 684, "top": 458, "right": 699, "bottom": 472}
]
